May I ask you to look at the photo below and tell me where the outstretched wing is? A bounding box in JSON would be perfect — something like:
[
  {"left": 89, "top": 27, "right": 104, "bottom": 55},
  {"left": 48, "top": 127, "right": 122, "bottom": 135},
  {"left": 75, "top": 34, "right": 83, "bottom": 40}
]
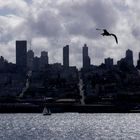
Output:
[
  {"left": 96, "top": 28, "right": 106, "bottom": 31},
  {"left": 96, "top": 28, "right": 103, "bottom": 30},
  {"left": 110, "top": 34, "right": 118, "bottom": 44},
  {"left": 96, "top": 28, "right": 110, "bottom": 34}
]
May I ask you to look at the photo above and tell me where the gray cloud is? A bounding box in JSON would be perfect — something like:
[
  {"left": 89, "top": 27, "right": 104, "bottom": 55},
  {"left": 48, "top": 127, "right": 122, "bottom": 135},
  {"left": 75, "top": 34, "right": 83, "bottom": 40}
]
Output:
[
  {"left": 26, "top": 10, "right": 63, "bottom": 37},
  {"left": 58, "top": 0, "right": 118, "bottom": 38},
  {"left": 0, "top": 0, "right": 140, "bottom": 68},
  {"left": 85, "top": 0, "right": 118, "bottom": 28},
  {"left": 132, "top": 27, "right": 140, "bottom": 40}
]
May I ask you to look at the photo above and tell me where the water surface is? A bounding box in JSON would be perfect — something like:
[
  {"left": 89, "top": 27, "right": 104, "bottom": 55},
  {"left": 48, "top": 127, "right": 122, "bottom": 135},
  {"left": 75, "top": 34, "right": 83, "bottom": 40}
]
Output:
[{"left": 0, "top": 113, "right": 140, "bottom": 140}]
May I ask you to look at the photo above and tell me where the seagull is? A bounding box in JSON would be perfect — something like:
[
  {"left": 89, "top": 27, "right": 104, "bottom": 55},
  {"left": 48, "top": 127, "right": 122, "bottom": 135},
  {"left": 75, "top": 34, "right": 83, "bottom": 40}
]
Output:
[{"left": 96, "top": 28, "right": 118, "bottom": 44}]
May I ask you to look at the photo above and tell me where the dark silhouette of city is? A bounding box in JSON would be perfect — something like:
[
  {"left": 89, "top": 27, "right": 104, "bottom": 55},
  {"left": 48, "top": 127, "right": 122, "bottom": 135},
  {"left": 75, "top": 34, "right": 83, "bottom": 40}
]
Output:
[{"left": 0, "top": 40, "right": 140, "bottom": 113}]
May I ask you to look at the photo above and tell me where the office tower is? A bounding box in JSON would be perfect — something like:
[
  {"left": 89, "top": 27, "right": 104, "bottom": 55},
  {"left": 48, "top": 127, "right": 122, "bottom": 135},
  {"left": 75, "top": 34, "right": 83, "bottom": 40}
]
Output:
[
  {"left": 33, "top": 57, "right": 40, "bottom": 71},
  {"left": 139, "top": 52, "right": 140, "bottom": 60},
  {"left": 125, "top": 49, "right": 133, "bottom": 66},
  {"left": 27, "top": 49, "right": 34, "bottom": 70},
  {"left": 40, "top": 51, "right": 49, "bottom": 70},
  {"left": 105, "top": 57, "right": 113, "bottom": 68},
  {"left": 63, "top": 45, "right": 69, "bottom": 68},
  {"left": 0, "top": 56, "right": 5, "bottom": 70},
  {"left": 83, "top": 44, "right": 90, "bottom": 69},
  {"left": 16, "top": 40, "right": 27, "bottom": 70},
  {"left": 137, "top": 52, "right": 140, "bottom": 69}
]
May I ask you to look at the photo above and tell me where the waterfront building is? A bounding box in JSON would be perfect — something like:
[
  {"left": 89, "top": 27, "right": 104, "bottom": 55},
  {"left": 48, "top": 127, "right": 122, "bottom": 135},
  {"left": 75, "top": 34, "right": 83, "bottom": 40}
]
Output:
[{"left": 63, "top": 45, "right": 69, "bottom": 68}]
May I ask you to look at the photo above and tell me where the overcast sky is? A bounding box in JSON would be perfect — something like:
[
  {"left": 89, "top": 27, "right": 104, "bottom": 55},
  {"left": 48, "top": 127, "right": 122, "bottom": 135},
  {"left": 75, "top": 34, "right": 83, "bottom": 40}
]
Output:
[{"left": 0, "top": 0, "right": 140, "bottom": 68}]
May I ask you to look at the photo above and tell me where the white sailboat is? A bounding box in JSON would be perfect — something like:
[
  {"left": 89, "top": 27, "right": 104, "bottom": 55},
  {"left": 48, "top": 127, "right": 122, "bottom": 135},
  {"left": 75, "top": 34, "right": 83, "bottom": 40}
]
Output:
[{"left": 43, "top": 107, "right": 51, "bottom": 115}]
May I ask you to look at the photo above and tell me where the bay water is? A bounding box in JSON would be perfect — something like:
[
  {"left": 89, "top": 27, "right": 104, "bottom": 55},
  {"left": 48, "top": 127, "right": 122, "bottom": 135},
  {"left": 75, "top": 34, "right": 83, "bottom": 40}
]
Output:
[{"left": 0, "top": 113, "right": 140, "bottom": 140}]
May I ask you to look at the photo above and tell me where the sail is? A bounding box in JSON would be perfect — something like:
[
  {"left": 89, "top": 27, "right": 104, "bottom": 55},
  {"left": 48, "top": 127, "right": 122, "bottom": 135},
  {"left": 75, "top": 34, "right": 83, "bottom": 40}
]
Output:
[{"left": 43, "top": 107, "right": 51, "bottom": 115}]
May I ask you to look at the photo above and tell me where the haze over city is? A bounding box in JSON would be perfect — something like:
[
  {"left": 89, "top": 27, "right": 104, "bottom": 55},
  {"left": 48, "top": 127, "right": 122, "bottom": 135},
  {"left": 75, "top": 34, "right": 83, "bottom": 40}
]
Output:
[{"left": 0, "top": 0, "right": 140, "bottom": 68}]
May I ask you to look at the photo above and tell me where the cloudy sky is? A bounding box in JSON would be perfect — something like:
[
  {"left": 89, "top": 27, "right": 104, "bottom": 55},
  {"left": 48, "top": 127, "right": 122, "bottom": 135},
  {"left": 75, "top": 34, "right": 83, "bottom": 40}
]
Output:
[{"left": 0, "top": 0, "right": 140, "bottom": 68}]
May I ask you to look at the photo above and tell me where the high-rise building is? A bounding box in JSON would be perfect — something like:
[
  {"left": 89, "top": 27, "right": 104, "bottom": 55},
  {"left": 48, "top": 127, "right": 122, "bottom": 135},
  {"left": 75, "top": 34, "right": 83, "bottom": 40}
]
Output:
[
  {"left": 138, "top": 52, "right": 140, "bottom": 60},
  {"left": 16, "top": 40, "right": 27, "bottom": 70},
  {"left": 83, "top": 44, "right": 90, "bottom": 69},
  {"left": 105, "top": 57, "right": 113, "bottom": 68},
  {"left": 125, "top": 49, "right": 133, "bottom": 66},
  {"left": 27, "top": 49, "right": 34, "bottom": 70},
  {"left": 137, "top": 52, "right": 140, "bottom": 69},
  {"left": 63, "top": 45, "right": 69, "bottom": 68},
  {"left": 0, "top": 56, "right": 5, "bottom": 70},
  {"left": 39, "top": 51, "right": 49, "bottom": 70},
  {"left": 33, "top": 57, "right": 40, "bottom": 71}
]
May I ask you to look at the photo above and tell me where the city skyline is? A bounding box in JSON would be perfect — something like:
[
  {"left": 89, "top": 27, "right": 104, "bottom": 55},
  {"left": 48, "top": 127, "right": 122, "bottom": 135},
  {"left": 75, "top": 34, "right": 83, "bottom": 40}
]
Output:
[
  {"left": 0, "top": 1, "right": 140, "bottom": 68},
  {"left": 1, "top": 39, "right": 140, "bottom": 70},
  {"left": 11, "top": 40, "right": 140, "bottom": 69},
  {"left": 1, "top": 1, "right": 140, "bottom": 139}
]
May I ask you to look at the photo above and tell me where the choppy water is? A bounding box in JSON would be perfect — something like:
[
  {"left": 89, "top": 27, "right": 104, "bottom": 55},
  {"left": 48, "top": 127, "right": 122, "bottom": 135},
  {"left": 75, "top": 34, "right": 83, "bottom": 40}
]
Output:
[{"left": 0, "top": 113, "right": 140, "bottom": 140}]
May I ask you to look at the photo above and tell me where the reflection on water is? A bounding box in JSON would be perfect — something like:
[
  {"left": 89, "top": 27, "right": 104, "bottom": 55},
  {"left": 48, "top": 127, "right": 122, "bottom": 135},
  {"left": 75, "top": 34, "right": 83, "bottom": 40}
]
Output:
[{"left": 0, "top": 113, "right": 140, "bottom": 140}]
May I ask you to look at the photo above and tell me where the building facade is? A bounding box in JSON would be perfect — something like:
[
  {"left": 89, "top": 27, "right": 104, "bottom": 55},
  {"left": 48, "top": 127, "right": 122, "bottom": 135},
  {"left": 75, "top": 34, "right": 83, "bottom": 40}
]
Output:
[
  {"left": 125, "top": 49, "right": 133, "bottom": 66},
  {"left": 83, "top": 44, "right": 90, "bottom": 69},
  {"left": 105, "top": 57, "right": 113, "bottom": 68},
  {"left": 16, "top": 40, "right": 27, "bottom": 71},
  {"left": 27, "top": 49, "right": 34, "bottom": 70},
  {"left": 40, "top": 51, "right": 49, "bottom": 70},
  {"left": 63, "top": 45, "right": 69, "bottom": 68}
]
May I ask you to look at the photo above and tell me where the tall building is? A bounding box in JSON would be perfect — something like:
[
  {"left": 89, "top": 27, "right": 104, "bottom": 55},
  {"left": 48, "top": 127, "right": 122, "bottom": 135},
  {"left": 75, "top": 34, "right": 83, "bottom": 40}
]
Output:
[
  {"left": 0, "top": 56, "right": 5, "bottom": 70},
  {"left": 63, "top": 45, "right": 69, "bottom": 68},
  {"left": 137, "top": 52, "right": 140, "bottom": 69},
  {"left": 83, "top": 44, "right": 90, "bottom": 69},
  {"left": 27, "top": 49, "right": 34, "bottom": 70},
  {"left": 16, "top": 40, "right": 27, "bottom": 70},
  {"left": 33, "top": 57, "right": 40, "bottom": 71},
  {"left": 139, "top": 52, "right": 140, "bottom": 60},
  {"left": 40, "top": 51, "right": 49, "bottom": 70},
  {"left": 125, "top": 49, "right": 133, "bottom": 66},
  {"left": 105, "top": 57, "right": 113, "bottom": 68}
]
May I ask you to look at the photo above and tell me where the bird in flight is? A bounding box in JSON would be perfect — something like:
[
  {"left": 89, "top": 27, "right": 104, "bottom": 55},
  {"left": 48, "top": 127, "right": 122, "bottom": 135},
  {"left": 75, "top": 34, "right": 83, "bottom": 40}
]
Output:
[{"left": 96, "top": 28, "right": 118, "bottom": 44}]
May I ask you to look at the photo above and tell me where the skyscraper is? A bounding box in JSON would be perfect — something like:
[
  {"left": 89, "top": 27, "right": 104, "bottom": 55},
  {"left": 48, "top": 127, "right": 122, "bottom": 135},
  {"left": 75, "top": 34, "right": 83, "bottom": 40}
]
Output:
[
  {"left": 137, "top": 52, "right": 140, "bottom": 69},
  {"left": 33, "top": 57, "right": 40, "bottom": 71},
  {"left": 63, "top": 45, "right": 69, "bottom": 68},
  {"left": 40, "top": 51, "right": 49, "bottom": 70},
  {"left": 139, "top": 52, "right": 140, "bottom": 60},
  {"left": 125, "top": 49, "right": 133, "bottom": 66},
  {"left": 105, "top": 57, "right": 113, "bottom": 68},
  {"left": 27, "top": 49, "right": 34, "bottom": 70},
  {"left": 16, "top": 40, "right": 27, "bottom": 70},
  {"left": 83, "top": 44, "right": 90, "bottom": 69}
]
